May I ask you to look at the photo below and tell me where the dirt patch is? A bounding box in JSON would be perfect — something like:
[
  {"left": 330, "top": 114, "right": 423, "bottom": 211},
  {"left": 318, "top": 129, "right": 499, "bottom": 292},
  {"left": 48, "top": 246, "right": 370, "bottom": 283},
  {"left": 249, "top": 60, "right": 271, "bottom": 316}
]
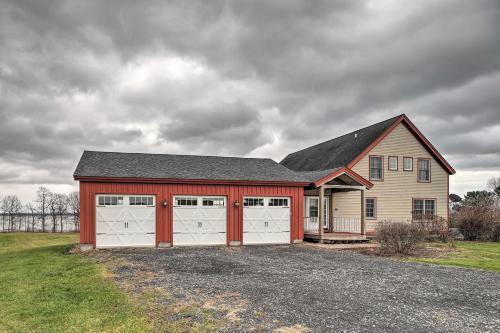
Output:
[{"left": 342, "top": 243, "right": 457, "bottom": 259}]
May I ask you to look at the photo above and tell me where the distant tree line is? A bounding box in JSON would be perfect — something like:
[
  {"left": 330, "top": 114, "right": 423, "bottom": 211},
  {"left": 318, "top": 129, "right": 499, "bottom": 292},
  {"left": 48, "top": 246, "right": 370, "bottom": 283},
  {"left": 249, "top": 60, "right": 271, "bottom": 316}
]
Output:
[{"left": 0, "top": 187, "right": 80, "bottom": 233}]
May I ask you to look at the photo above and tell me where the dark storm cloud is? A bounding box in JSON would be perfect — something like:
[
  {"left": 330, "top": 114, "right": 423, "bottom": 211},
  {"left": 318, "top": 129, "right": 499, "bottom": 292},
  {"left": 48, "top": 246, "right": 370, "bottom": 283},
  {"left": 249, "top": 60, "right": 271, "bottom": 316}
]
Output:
[
  {"left": 159, "top": 102, "right": 269, "bottom": 155},
  {"left": 0, "top": 0, "right": 499, "bottom": 196}
]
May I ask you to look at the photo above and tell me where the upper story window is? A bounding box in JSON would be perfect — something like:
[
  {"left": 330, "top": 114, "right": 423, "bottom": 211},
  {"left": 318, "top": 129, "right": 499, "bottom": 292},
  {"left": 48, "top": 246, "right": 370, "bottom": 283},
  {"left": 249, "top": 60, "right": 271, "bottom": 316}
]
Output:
[
  {"left": 388, "top": 156, "right": 398, "bottom": 171},
  {"left": 417, "top": 158, "right": 431, "bottom": 182},
  {"left": 369, "top": 156, "right": 383, "bottom": 180},
  {"left": 365, "top": 198, "right": 376, "bottom": 219},
  {"left": 403, "top": 157, "right": 413, "bottom": 171}
]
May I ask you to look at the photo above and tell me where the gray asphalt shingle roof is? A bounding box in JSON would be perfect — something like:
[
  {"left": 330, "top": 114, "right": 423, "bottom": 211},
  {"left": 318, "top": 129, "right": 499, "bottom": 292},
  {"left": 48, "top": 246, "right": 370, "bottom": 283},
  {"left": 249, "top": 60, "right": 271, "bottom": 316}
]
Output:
[
  {"left": 280, "top": 115, "right": 401, "bottom": 171},
  {"left": 74, "top": 151, "right": 313, "bottom": 183}
]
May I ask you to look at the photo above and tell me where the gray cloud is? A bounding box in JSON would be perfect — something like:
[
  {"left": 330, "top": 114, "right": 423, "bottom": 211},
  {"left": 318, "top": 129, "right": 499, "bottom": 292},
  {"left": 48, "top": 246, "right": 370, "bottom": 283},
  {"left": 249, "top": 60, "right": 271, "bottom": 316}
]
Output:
[{"left": 0, "top": 0, "right": 499, "bottom": 199}]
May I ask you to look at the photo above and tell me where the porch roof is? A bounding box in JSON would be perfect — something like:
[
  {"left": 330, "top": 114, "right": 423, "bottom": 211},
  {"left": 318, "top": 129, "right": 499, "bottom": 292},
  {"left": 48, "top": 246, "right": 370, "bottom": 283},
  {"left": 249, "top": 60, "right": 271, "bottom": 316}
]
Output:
[{"left": 296, "top": 167, "right": 373, "bottom": 189}]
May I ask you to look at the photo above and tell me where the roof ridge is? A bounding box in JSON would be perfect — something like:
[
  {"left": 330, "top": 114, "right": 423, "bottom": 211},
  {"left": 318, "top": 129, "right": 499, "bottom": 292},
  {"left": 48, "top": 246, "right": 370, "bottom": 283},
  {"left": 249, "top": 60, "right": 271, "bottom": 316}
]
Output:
[
  {"left": 284, "top": 114, "right": 403, "bottom": 158},
  {"left": 83, "top": 150, "right": 276, "bottom": 162}
]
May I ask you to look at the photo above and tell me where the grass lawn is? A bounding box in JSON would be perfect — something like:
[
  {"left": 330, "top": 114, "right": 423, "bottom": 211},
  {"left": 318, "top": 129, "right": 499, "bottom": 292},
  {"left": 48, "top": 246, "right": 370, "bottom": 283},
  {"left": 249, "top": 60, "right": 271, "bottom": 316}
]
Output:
[
  {"left": 0, "top": 233, "right": 154, "bottom": 333},
  {"left": 413, "top": 241, "right": 500, "bottom": 273}
]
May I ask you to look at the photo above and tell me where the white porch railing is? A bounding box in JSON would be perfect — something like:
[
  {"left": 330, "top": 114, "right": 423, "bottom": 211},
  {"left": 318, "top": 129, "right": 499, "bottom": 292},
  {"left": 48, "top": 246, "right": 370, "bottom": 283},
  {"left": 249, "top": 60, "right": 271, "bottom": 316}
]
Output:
[
  {"left": 304, "top": 216, "right": 361, "bottom": 234},
  {"left": 304, "top": 217, "right": 320, "bottom": 233},
  {"left": 332, "top": 217, "right": 361, "bottom": 233}
]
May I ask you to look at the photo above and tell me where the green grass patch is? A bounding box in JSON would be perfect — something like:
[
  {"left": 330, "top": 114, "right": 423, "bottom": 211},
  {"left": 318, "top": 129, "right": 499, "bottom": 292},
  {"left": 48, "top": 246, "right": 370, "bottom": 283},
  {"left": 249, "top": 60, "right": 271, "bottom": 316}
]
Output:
[
  {"left": 0, "top": 233, "right": 153, "bottom": 333},
  {"left": 413, "top": 241, "right": 500, "bottom": 273}
]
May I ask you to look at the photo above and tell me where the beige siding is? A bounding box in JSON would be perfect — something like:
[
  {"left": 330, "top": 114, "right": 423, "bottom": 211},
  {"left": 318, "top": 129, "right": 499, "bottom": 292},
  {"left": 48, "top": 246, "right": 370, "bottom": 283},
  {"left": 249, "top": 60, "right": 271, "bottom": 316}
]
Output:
[{"left": 333, "top": 123, "right": 449, "bottom": 232}]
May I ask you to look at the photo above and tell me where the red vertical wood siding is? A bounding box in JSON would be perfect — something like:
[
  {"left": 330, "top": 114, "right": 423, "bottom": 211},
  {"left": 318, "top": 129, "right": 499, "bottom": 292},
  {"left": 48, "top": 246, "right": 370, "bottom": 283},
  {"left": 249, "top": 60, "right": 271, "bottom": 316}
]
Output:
[{"left": 79, "top": 181, "right": 304, "bottom": 247}]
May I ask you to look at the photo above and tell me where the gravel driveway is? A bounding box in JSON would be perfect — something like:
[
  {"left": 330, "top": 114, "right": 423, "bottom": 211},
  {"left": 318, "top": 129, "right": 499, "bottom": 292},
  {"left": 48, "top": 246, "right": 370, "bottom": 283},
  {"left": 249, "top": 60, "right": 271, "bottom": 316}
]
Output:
[{"left": 103, "top": 245, "right": 500, "bottom": 332}]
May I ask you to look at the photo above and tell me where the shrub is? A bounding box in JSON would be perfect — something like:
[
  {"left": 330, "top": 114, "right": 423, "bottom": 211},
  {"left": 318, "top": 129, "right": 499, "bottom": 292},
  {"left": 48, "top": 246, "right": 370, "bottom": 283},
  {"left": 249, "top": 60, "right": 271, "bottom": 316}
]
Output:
[
  {"left": 454, "top": 206, "right": 499, "bottom": 241},
  {"left": 375, "top": 222, "right": 426, "bottom": 255},
  {"left": 413, "top": 216, "right": 449, "bottom": 242}
]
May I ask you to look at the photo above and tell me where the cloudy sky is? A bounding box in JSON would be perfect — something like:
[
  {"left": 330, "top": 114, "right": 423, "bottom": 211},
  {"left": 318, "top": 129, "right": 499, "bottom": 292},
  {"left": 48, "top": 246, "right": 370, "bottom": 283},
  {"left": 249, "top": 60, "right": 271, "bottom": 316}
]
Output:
[{"left": 1, "top": 0, "right": 499, "bottom": 202}]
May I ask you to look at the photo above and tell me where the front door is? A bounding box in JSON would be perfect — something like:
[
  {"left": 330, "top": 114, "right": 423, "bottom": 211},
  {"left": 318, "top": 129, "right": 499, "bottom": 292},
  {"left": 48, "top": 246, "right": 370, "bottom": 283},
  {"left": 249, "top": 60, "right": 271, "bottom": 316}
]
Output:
[{"left": 305, "top": 196, "right": 329, "bottom": 229}]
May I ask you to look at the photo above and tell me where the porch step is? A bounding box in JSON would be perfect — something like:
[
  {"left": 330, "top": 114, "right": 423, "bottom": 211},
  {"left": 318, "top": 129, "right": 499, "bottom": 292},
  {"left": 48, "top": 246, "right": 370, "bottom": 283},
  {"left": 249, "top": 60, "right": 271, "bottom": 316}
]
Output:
[{"left": 303, "top": 233, "right": 369, "bottom": 244}]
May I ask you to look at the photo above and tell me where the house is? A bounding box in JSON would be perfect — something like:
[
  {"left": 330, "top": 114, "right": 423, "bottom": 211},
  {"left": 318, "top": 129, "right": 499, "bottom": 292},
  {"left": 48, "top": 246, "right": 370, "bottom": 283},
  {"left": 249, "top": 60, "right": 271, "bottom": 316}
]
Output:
[{"left": 74, "top": 114, "right": 455, "bottom": 249}]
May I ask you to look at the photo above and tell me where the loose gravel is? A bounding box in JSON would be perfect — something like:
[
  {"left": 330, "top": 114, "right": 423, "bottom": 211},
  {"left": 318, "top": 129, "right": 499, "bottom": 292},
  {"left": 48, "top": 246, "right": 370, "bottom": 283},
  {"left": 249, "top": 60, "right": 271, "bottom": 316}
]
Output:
[{"left": 104, "top": 245, "right": 500, "bottom": 332}]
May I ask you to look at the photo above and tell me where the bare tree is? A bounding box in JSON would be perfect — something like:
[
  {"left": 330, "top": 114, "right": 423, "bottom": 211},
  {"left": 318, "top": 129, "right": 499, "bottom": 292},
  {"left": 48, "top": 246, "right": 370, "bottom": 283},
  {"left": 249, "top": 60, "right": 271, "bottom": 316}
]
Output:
[
  {"left": 1, "top": 195, "right": 22, "bottom": 231},
  {"left": 48, "top": 193, "right": 59, "bottom": 232},
  {"left": 36, "top": 187, "right": 51, "bottom": 232},
  {"left": 68, "top": 191, "right": 80, "bottom": 231},
  {"left": 26, "top": 202, "right": 38, "bottom": 232},
  {"left": 488, "top": 177, "right": 500, "bottom": 196},
  {"left": 55, "top": 194, "right": 69, "bottom": 232}
]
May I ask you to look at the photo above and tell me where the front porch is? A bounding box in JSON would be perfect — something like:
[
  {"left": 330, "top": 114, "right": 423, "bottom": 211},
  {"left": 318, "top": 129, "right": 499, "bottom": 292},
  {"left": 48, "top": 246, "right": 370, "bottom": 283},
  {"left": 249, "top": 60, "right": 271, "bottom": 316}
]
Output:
[{"left": 300, "top": 168, "right": 373, "bottom": 243}]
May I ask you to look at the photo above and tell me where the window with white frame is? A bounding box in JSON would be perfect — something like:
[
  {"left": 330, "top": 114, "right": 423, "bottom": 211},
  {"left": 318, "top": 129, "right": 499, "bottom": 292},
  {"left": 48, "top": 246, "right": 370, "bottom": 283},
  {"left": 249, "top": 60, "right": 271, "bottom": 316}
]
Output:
[
  {"left": 403, "top": 157, "right": 413, "bottom": 171},
  {"left": 130, "top": 196, "right": 154, "bottom": 206},
  {"left": 202, "top": 198, "right": 225, "bottom": 207},
  {"left": 308, "top": 198, "right": 319, "bottom": 217},
  {"left": 370, "top": 156, "right": 383, "bottom": 180},
  {"left": 244, "top": 198, "right": 264, "bottom": 207},
  {"left": 413, "top": 199, "right": 435, "bottom": 220},
  {"left": 98, "top": 195, "right": 124, "bottom": 206},
  {"left": 268, "top": 198, "right": 289, "bottom": 207},
  {"left": 365, "top": 198, "right": 376, "bottom": 218},
  {"left": 175, "top": 197, "right": 198, "bottom": 206},
  {"left": 418, "top": 159, "right": 431, "bottom": 182},
  {"left": 388, "top": 156, "right": 398, "bottom": 171}
]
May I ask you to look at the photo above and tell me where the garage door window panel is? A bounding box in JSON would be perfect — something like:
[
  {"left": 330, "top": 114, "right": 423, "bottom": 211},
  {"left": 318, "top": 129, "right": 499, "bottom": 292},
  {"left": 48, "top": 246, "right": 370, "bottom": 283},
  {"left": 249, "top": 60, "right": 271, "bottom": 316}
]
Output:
[
  {"left": 175, "top": 197, "right": 198, "bottom": 206},
  {"left": 244, "top": 198, "right": 264, "bottom": 207},
  {"left": 98, "top": 195, "right": 124, "bottom": 206},
  {"left": 202, "top": 198, "right": 225, "bottom": 207},
  {"left": 269, "top": 198, "right": 289, "bottom": 207}
]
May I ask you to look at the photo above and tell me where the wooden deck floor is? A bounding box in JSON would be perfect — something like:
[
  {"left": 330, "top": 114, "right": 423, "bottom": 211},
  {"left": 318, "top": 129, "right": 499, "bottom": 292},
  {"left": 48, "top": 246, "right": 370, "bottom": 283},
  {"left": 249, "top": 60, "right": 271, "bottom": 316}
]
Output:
[{"left": 304, "top": 232, "right": 368, "bottom": 243}]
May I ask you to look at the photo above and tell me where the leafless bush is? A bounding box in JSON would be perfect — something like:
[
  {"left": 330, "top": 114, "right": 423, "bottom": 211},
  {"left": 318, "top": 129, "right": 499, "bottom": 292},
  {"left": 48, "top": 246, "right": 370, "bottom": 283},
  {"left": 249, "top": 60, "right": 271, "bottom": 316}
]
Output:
[
  {"left": 413, "top": 216, "right": 449, "bottom": 242},
  {"left": 375, "top": 222, "right": 426, "bottom": 255},
  {"left": 454, "top": 206, "right": 499, "bottom": 241}
]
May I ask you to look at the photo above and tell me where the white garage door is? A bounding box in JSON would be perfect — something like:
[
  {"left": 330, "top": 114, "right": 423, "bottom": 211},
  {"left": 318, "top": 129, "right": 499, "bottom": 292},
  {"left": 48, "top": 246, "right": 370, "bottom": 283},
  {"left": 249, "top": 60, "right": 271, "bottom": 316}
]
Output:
[
  {"left": 243, "top": 197, "right": 291, "bottom": 245},
  {"left": 173, "top": 196, "right": 227, "bottom": 246},
  {"left": 96, "top": 195, "right": 156, "bottom": 248}
]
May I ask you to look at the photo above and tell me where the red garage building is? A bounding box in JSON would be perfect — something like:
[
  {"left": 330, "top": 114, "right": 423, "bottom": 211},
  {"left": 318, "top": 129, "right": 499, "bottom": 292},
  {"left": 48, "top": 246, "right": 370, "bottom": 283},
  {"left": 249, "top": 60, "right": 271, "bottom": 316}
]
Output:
[{"left": 74, "top": 151, "right": 372, "bottom": 249}]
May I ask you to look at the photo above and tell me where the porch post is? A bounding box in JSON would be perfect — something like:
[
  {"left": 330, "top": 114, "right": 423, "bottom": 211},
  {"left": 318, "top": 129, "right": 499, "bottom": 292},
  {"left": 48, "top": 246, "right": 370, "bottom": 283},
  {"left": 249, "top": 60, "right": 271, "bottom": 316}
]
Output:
[
  {"left": 319, "top": 185, "right": 324, "bottom": 241},
  {"left": 360, "top": 189, "right": 366, "bottom": 235},
  {"left": 329, "top": 191, "right": 335, "bottom": 232}
]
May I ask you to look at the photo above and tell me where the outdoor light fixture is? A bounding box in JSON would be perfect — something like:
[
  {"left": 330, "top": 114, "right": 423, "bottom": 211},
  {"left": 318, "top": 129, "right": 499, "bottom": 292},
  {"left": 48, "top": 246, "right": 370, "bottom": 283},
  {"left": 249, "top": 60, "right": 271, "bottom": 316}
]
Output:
[
  {"left": 162, "top": 200, "right": 168, "bottom": 207},
  {"left": 233, "top": 200, "right": 240, "bottom": 208}
]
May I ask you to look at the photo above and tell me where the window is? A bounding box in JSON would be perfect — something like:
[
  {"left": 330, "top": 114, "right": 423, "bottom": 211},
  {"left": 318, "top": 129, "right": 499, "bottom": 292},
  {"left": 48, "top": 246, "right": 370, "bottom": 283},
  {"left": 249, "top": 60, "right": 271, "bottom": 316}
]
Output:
[
  {"left": 269, "top": 198, "right": 289, "bottom": 207},
  {"left": 403, "top": 157, "right": 413, "bottom": 171},
  {"left": 388, "top": 156, "right": 398, "bottom": 171},
  {"left": 413, "top": 199, "right": 436, "bottom": 220},
  {"left": 365, "top": 198, "right": 376, "bottom": 219},
  {"left": 175, "top": 197, "right": 197, "bottom": 206},
  {"left": 369, "top": 156, "right": 383, "bottom": 180},
  {"left": 417, "top": 158, "right": 431, "bottom": 182},
  {"left": 130, "top": 196, "right": 154, "bottom": 206},
  {"left": 308, "top": 198, "right": 319, "bottom": 217},
  {"left": 202, "top": 198, "right": 225, "bottom": 207},
  {"left": 97, "top": 195, "right": 124, "bottom": 206},
  {"left": 244, "top": 198, "right": 264, "bottom": 207}
]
